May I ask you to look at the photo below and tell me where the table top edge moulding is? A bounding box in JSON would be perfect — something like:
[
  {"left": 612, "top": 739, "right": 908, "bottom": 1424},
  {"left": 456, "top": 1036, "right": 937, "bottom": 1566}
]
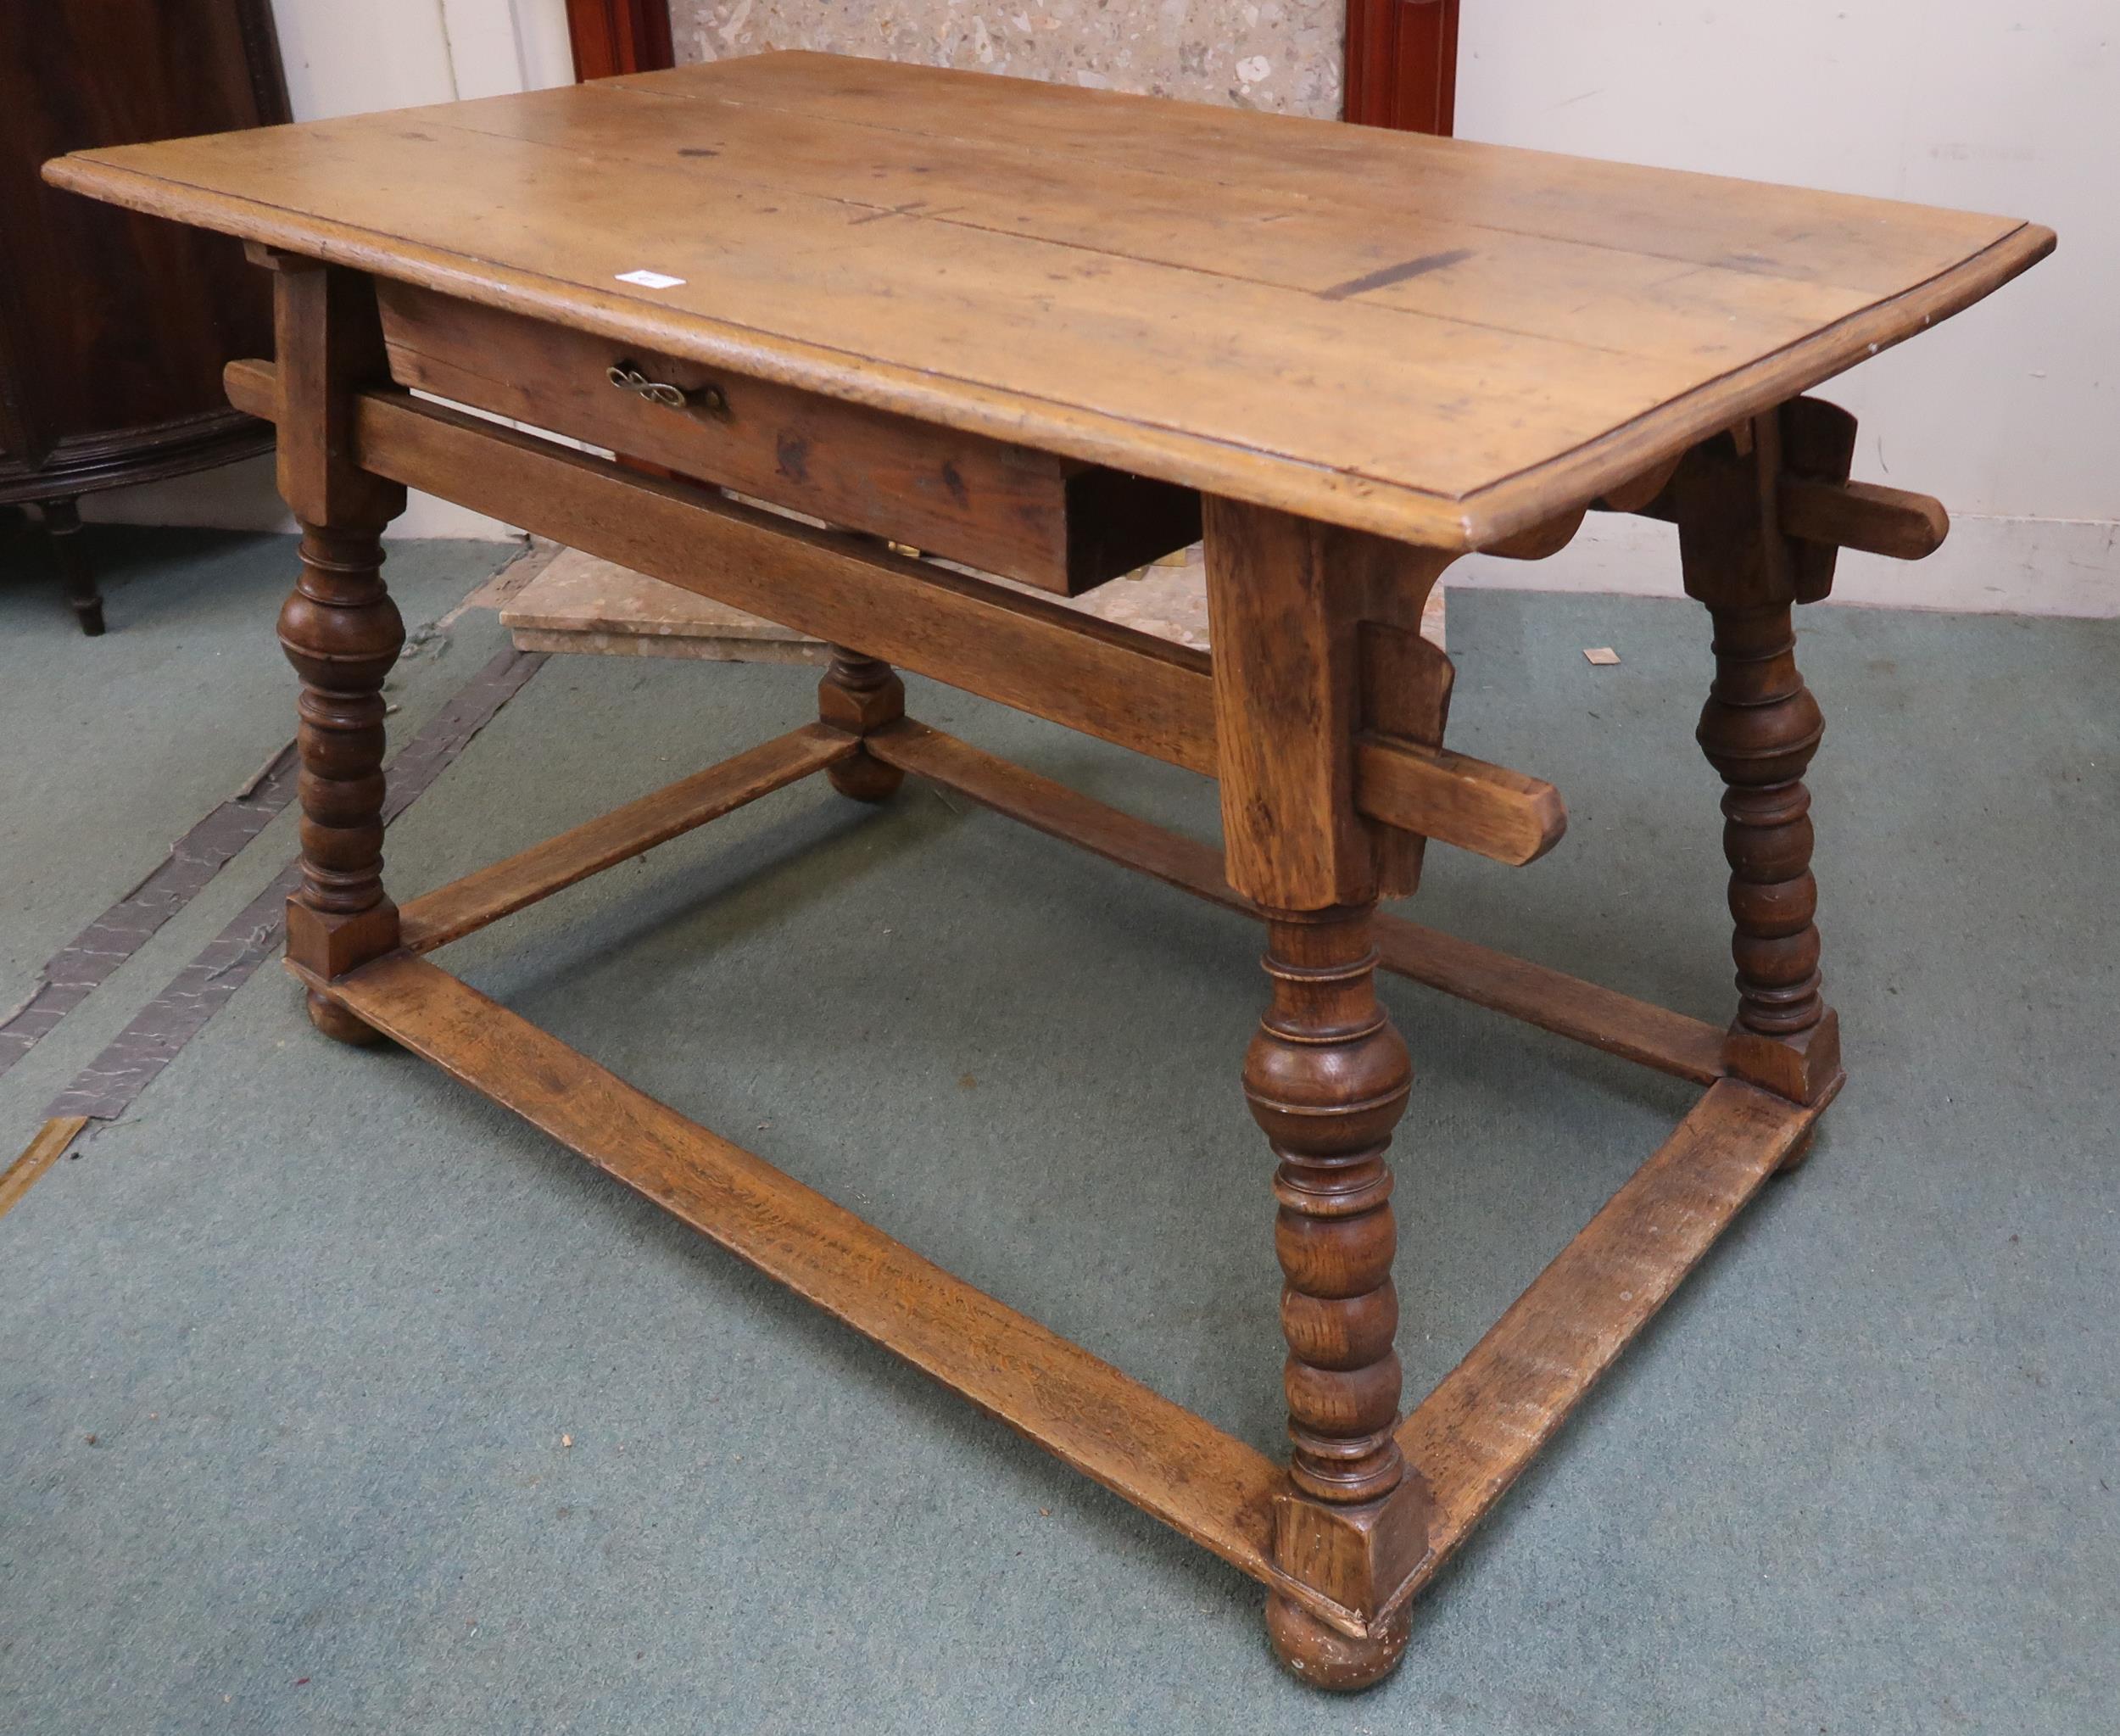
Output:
[{"left": 42, "top": 51, "right": 2053, "bottom": 551}]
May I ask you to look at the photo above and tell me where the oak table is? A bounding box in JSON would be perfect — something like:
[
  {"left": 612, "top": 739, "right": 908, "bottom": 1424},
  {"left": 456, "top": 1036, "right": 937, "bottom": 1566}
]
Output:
[{"left": 47, "top": 53, "right": 2051, "bottom": 1689}]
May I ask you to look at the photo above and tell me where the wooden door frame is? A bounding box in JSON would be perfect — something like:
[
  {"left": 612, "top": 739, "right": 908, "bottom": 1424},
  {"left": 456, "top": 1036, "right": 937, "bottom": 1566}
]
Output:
[
  {"left": 1345, "top": 0, "right": 1459, "bottom": 134},
  {"left": 565, "top": 0, "right": 674, "bottom": 78}
]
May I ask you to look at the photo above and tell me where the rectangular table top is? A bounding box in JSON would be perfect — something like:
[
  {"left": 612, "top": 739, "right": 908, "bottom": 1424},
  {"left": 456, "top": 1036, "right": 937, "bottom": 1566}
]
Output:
[{"left": 47, "top": 52, "right": 2050, "bottom": 550}]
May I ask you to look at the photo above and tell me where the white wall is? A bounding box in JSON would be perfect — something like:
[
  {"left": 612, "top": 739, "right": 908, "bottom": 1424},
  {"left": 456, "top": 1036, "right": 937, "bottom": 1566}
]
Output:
[
  {"left": 1450, "top": 1, "right": 2117, "bottom": 613},
  {"left": 272, "top": 0, "right": 575, "bottom": 113},
  {"left": 86, "top": 0, "right": 573, "bottom": 539}
]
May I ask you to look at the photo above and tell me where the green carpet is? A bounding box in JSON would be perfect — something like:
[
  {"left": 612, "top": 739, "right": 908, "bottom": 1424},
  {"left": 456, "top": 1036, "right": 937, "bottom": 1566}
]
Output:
[
  {"left": 0, "top": 524, "right": 517, "bottom": 1154},
  {"left": 1, "top": 541, "right": 2112, "bottom": 1732}
]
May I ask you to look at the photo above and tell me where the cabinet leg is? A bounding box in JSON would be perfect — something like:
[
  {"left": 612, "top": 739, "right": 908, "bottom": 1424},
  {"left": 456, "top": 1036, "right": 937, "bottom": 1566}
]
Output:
[
  {"left": 818, "top": 646, "right": 906, "bottom": 802},
  {"left": 279, "top": 520, "right": 405, "bottom": 1044},
  {"left": 1246, "top": 904, "right": 1429, "bottom": 1690},
  {"left": 43, "top": 500, "right": 105, "bottom": 637}
]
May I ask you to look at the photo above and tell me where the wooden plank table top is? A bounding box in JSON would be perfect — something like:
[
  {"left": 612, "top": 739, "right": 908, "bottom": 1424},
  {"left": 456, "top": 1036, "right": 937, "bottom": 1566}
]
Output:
[{"left": 46, "top": 51, "right": 2051, "bottom": 550}]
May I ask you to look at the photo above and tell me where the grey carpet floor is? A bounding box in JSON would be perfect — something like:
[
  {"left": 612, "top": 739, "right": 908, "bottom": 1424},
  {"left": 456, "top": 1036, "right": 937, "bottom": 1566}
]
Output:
[
  {"left": 0, "top": 524, "right": 518, "bottom": 1152},
  {"left": 0, "top": 522, "right": 520, "bottom": 1007},
  {"left": 1, "top": 547, "right": 2112, "bottom": 1733}
]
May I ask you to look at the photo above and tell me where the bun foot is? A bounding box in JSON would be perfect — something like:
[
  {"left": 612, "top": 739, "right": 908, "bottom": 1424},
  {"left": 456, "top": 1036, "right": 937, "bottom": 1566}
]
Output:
[
  {"left": 1264, "top": 1593, "right": 1410, "bottom": 1693},
  {"left": 307, "top": 989, "right": 388, "bottom": 1047},
  {"left": 825, "top": 753, "right": 905, "bottom": 803}
]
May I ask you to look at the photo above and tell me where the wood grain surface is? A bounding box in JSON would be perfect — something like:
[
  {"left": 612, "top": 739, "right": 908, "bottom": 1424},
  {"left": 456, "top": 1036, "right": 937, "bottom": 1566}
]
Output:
[
  {"left": 0, "top": 1117, "right": 91, "bottom": 1221},
  {"left": 47, "top": 53, "right": 2050, "bottom": 548},
  {"left": 375, "top": 281, "right": 1199, "bottom": 595},
  {"left": 305, "top": 947, "right": 1805, "bottom": 1645},
  {"left": 224, "top": 362, "right": 1565, "bottom": 868},
  {"left": 310, "top": 949, "right": 1297, "bottom": 1610}
]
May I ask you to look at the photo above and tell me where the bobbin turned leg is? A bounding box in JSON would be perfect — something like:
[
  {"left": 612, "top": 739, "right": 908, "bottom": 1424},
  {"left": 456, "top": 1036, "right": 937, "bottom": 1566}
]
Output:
[
  {"left": 280, "top": 522, "right": 405, "bottom": 1043},
  {"left": 818, "top": 645, "right": 906, "bottom": 801},
  {"left": 1665, "top": 407, "right": 1846, "bottom": 1127},
  {"left": 1697, "top": 598, "right": 1838, "bottom": 1119},
  {"left": 1248, "top": 904, "right": 1426, "bottom": 1689},
  {"left": 248, "top": 249, "right": 411, "bottom": 1043},
  {"left": 1200, "top": 497, "right": 1451, "bottom": 1689}
]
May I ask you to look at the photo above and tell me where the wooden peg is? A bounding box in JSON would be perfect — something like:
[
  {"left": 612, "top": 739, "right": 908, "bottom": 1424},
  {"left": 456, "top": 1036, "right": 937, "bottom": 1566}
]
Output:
[
  {"left": 1777, "top": 478, "right": 1950, "bottom": 562},
  {"left": 1618, "top": 395, "right": 1946, "bottom": 603}
]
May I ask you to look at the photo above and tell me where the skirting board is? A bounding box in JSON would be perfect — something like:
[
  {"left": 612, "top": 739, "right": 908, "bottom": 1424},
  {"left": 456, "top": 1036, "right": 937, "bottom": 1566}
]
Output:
[{"left": 1452, "top": 511, "right": 2120, "bottom": 617}]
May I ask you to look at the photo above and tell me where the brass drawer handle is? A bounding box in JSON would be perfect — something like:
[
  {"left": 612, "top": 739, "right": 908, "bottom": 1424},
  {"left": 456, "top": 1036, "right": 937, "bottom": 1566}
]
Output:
[{"left": 606, "top": 362, "right": 727, "bottom": 416}]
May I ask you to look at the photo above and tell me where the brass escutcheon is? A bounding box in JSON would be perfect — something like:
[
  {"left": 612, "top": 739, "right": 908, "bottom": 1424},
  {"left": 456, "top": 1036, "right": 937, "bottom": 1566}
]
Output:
[{"left": 606, "top": 362, "right": 727, "bottom": 416}]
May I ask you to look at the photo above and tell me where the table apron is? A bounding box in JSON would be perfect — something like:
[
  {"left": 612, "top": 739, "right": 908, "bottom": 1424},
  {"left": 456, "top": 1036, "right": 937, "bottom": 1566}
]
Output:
[{"left": 225, "top": 360, "right": 1565, "bottom": 871}]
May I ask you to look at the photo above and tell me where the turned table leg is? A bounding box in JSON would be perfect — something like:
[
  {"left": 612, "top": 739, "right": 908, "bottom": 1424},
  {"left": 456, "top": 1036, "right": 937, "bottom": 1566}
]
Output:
[
  {"left": 818, "top": 646, "right": 906, "bottom": 801},
  {"left": 250, "top": 250, "right": 410, "bottom": 1043},
  {"left": 1696, "top": 598, "right": 1840, "bottom": 1119},
  {"left": 1665, "top": 408, "right": 1846, "bottom": 1122},
  {"left": 280, "top": 521, "right": 405, "bottom": 1043},
  {"left": 42, "top": 498, "right": 106, "bottom": 636},
  {"left": 1247, "top": 902, "right": 1426, "bottom": 1689},
  {"left": 1699, "top": 600, "right": 1823, "bottom": 1029},
  {"left": 1202, "top": 497, "right": 1450, "bottom": 1689}
]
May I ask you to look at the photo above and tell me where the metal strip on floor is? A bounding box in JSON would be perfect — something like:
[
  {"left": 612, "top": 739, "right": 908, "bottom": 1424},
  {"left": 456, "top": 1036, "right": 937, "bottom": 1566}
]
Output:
[
  {"left": 0, "top": 541, "right": 555, "bottom": 1086},
  {"left": 42, "top": 646, "right": 547, "bottom": 1126},
  {"left": 0, "top": 745, "right": 300, "bottom": 1083}
]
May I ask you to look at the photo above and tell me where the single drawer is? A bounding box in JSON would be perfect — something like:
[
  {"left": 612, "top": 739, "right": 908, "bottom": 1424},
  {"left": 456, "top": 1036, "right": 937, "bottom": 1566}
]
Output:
[{"left": 375, "top": 282, "right": 1198, "bottom": 596}]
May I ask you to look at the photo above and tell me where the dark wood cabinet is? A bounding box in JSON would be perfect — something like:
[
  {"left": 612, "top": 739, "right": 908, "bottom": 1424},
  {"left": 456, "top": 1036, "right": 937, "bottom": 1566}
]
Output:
[{"left": 1, "top": 0, "right": 289, "bottom": 633}]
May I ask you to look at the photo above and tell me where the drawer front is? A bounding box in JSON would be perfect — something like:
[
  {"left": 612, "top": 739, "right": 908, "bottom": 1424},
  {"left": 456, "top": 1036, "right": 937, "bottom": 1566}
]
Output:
[{"left": 375, "top": 282, "right": 1196, "bottom": 595}]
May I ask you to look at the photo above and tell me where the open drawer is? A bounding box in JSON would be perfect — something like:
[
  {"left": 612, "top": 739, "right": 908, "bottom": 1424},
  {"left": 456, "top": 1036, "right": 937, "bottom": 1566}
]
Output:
[{"left": 375, "top": 282, "right": 1200, "bottom": 597}]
